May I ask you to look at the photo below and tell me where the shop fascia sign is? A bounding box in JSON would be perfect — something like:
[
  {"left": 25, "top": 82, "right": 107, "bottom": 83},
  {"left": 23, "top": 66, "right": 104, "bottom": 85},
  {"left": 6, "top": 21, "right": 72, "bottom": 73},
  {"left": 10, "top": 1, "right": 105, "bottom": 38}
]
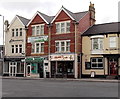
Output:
[
  {"left": 25, "top": 57, "right": 44, "bottom": 62},
  {"left": 28, "top": 36, "right": 48, "bottom": 43},
  {"left": 50, "top": 54, "right": 74, "bottom": 61}
]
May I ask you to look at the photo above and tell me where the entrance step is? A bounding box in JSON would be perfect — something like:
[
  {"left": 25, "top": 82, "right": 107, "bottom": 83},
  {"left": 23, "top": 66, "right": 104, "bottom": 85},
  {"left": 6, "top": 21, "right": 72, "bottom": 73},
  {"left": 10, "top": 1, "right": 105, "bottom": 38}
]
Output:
[{"left": 106, "top": 75, "right": 117, "bottom": 79}]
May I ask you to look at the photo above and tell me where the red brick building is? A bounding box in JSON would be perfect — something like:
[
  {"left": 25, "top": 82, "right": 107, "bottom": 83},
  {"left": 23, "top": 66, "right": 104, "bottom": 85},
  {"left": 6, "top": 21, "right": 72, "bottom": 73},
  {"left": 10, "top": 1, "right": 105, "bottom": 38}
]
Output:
[{"left": 26, "top": 2, "right": 95, "bottom": 78}]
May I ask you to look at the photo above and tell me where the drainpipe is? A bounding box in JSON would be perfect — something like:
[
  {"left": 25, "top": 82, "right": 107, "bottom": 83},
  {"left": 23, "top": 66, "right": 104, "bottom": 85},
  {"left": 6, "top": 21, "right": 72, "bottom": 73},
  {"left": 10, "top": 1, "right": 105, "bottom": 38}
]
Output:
[
  {"left": 48, "top": 24, "right": 52, "bottom": 78},
  {"left": 74, "top": 21, "right": 78, "bottom": 79}
]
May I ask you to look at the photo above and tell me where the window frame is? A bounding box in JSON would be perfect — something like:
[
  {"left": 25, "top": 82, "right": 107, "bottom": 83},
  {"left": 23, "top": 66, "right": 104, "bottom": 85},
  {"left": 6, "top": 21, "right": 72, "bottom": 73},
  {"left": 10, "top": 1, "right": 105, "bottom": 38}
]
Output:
[
  {"left": 91, "top": 58, "right": 103, "bottom": 69},
  {"left": 31, "top": 42, "right": 44, "bottom": 54},
  {"left": 55, "top": 40, "right": 70, "bottom": 53},
  {"left": 109, "top": 36, "right": 117, "bottom": 48},
  {"left": 55, "top": 21, "right": 71, "bottom": 34},
  {"left": 92, "top": 38, "right": 103, "bottom": 50},
  {"left": 31, "top": 24, "right": 45, "bottom": 36}
]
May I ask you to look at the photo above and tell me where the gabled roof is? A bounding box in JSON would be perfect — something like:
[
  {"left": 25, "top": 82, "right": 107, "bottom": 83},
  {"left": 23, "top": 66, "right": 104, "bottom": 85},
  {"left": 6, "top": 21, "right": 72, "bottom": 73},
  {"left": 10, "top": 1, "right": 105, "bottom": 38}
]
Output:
[
  {"left": 82, "top": 22, "right": 120, "bottom": 36},
  {"left": 27, "top": 11, "right": 54, "bottom": 26},
  {"left": 51, "top": 6, "right": 88, "bottom": 23},
  {"left": 8, "top": 15, "right": 30, "bottom": 28},
  {"left": 16, "top": 15, "right": 30, "bottom": 26}
]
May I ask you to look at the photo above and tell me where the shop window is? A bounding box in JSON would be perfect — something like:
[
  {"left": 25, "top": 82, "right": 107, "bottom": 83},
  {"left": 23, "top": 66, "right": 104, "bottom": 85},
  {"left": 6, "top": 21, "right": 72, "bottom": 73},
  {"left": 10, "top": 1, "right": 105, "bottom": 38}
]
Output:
[
  {"left": 4, "top": 62, "right": 9, "bottom": 72},
  {"left": 91, "top": 58, "right": 103, "bottom": 69}
]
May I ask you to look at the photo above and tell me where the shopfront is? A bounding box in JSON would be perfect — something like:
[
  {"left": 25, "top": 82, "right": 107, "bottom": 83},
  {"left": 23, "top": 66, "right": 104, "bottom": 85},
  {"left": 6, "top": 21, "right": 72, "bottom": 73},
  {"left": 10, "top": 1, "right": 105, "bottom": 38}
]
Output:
[
  {"left": 4, "top": 57, "right": 25, "bottom": 77},
  {"left": 50, "top": 54, "right": 75, "bottom": 78},
  {"left": 25, "top": 57, "right": 44, "bottom": 78}
]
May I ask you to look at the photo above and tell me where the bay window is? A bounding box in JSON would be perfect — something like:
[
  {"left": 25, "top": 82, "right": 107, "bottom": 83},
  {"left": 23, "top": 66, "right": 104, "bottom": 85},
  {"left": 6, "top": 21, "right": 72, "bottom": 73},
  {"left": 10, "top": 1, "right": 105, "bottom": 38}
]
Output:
[{"left": 92, "top": 38, "right": 103, "bottom": 50}]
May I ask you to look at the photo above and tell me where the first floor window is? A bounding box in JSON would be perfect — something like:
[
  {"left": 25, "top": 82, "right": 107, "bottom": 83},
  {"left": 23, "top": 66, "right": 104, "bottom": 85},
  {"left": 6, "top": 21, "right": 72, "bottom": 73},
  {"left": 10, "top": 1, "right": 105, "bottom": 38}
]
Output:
[
  {"left": 32, "top": 42, "right": 44, "bottom": 53},
  {"left": 91, "top": 58, "right": 103, "bottom": 68},
  {"left": 109, "top": 37, "right": 117, "bottom": 48},
  {"left": 92, "top": 38, "right": 103, "bottom": 50},
  {"left": 55, "top": 40, "right": 70, "bottom": 52}
]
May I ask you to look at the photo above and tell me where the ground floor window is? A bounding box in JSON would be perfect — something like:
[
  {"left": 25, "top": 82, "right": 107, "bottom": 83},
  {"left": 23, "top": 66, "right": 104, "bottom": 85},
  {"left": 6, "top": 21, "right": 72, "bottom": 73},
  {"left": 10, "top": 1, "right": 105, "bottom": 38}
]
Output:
[
  {"left": 17, "top": 62, "right": 24, "bottom": 73},
  {"left": 91, "top": 58, "right": 103, "bottom": 69},
  {"left": 51, "top": 61, "right": 74, "bottom": 78},
  {"left": 4, "top": 62, "right": 9, "bottom": 73}
]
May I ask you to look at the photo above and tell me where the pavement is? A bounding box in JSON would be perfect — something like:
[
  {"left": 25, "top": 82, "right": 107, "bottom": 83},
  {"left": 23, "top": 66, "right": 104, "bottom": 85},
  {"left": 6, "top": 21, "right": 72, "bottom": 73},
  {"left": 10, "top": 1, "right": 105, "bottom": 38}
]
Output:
[{"left": 1, "top": 76, "right": 119, "bottom": 83}]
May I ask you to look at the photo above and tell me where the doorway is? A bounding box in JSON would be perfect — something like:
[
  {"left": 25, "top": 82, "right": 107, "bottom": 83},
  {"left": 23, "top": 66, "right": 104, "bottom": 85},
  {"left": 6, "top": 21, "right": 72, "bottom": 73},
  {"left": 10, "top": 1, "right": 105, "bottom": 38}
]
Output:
[
  {"left": 109, "top": 58, "right": 118, "bottom": 75},
  {"left": 9, "top": 62, "right": 17, "bottom": 76},
  {"left": 26, "top": 65, "right": 31, "bottom": 77}
]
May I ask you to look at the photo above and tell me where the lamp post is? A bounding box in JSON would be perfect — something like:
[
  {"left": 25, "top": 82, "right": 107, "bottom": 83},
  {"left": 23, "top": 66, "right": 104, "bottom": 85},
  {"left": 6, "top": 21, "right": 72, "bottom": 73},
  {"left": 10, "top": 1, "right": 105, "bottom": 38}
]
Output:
[{"left": 0, "top": 14, "right": 4, "bottom": 76}]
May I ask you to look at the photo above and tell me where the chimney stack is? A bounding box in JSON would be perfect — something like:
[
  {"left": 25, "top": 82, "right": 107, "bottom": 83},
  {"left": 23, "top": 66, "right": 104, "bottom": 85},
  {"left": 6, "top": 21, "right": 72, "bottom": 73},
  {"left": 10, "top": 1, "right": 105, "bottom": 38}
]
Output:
[
  {"left": 4, "top": 20, "right": 9, "bottom": 32},
  {"left": 89, "top": 2, "right": 96, "bottom": 26}
]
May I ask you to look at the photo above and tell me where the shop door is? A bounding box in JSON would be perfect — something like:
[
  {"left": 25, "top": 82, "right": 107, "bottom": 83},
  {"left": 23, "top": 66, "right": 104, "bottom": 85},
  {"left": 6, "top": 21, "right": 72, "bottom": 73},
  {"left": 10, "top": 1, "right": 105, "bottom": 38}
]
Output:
[
  {"left": 109, "top": 58, "right": 118, "bottom": 75},
  {"left": 9, "top": 62, "right": 17, "bottom": 76}
]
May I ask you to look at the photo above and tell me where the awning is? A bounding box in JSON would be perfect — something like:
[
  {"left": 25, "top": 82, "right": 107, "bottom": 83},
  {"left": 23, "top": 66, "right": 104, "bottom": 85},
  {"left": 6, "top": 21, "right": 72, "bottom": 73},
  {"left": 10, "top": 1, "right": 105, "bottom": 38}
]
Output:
[{"left": 25, "top": 57, "right": 44, "bottom": 62}]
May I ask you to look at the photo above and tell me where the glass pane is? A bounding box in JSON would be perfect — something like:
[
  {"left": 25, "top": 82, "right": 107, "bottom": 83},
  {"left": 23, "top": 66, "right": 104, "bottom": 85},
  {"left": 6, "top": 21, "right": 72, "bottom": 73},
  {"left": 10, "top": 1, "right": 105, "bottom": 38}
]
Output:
[
  {"left": 56, "top": 23, "right": 60, "bottom": 33},
  {"left": 66, "top": 22, "right": 70, "bottom": 32},
  {"left": 98, "top": 64, "right": 103, "bottom": 68},
  {"left": 61, "top": 23, "right": 65, "bottom": 33},
  {"left": 93, "top": 38, "right": 98, "bottom": 49},
  {"left": 41, "top": 43, "right": 44, "bottom": 52},
  {"left": 92, "top": 64, "right": 97, "bottom": 68},
  {"left": 36, "top": 26, "right": 40, "bottom": 35},
  {"left": 41, "top": 25, "right": 44, "bottom": 35},
  {"left": 32, "top": 27, "right": 35, "bottom": 36},
  {"left": 98, "top": 58, "right": 103, "bottom": 62},
  {"left": 61, "top": 42, "right": 64, "bottom": 46},
  {"left": 92, "top": 58, "right": 96, "bottom": 62}
]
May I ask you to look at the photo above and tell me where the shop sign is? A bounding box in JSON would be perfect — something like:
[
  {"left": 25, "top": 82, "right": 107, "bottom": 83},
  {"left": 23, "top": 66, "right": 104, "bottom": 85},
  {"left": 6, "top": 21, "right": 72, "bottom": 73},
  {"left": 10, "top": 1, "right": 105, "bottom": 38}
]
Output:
[
  {"left": 50, "top": 54, "right": 74, "bottom": 61},
  {"left": 25, "top": 57, "right": 44, "bottom": 62},
  {"left": 28, "top": 36, "right": 48, "bottom": 43}
]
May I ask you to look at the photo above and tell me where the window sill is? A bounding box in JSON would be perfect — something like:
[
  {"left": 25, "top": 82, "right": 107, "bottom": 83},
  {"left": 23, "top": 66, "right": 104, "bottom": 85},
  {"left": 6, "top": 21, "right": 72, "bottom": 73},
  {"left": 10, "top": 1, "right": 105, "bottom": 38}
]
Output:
[
  {"left": 31, "top": 53, "right": 44, "bottom": 54},
  {"left": 55, "top": 51, "right": 71, "bottom": 53},
  {"left": 56, "top": 32, "right": 71, "bottom": 34}
]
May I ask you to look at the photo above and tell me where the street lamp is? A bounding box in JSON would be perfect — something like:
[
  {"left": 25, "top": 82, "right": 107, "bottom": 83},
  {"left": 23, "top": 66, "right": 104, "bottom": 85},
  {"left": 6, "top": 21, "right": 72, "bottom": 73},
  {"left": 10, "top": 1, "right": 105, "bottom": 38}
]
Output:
[{"left": 0, "top": 14, "right": 4, "bottom": 76}]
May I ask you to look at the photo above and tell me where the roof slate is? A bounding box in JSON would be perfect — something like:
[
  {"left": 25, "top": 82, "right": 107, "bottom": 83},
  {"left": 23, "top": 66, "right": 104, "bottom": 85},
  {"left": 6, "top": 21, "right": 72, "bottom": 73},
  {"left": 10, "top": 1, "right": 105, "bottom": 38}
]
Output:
[
  {"left": 82, "top": 22, "right": 120, "bottom": 36},
  {"left": 16, "top": 15, "right": 30, "bottom": 26}
]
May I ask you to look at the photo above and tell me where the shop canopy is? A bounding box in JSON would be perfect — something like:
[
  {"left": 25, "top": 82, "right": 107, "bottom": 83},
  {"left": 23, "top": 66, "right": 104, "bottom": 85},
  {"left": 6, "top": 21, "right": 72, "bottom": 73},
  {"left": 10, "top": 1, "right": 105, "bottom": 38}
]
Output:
[{"left": 25, "top": 57, "right": 44, "bottom": 63}]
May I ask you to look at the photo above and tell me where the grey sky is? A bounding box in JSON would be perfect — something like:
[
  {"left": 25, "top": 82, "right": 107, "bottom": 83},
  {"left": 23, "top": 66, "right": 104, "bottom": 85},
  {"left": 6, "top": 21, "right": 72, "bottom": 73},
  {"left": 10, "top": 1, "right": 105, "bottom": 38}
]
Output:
[{"left": 0, "top": 0, "right": 119, "bottom": 45}]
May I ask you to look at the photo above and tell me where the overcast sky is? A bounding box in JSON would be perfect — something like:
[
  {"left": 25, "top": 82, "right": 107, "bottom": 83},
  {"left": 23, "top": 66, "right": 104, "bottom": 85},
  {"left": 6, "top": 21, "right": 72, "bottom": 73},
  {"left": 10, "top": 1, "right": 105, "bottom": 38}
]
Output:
[{"left": 0, "top": 0, "right": 119, "bottom": 45}]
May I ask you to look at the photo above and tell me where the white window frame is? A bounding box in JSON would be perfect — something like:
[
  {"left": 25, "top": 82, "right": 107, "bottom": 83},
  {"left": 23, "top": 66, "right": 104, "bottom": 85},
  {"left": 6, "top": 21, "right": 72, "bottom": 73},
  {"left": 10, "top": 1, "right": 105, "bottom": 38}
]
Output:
[
  {"left": 31, "top": 42, "right": 44, "bottom": 54},
  {"left": 55, "top": 21, "right": 70, "bottom": 34},
  {"left": 109, "top": 36, "right": 117, "bottom": 48},
  {"left": 91, "top": 58, "right": 103, "bottom": 69},
  {"left": 11, "top": 44, "right": 23, "bottom": 54},
  {"left": 92, "top": 38, "right": 103, "bottom": 50},
  {"left": 31, "top": 24, "right": 45, "bottom": 36},
  {"left": 55, "top": 40, "right": 70, "bottom": 53}
]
